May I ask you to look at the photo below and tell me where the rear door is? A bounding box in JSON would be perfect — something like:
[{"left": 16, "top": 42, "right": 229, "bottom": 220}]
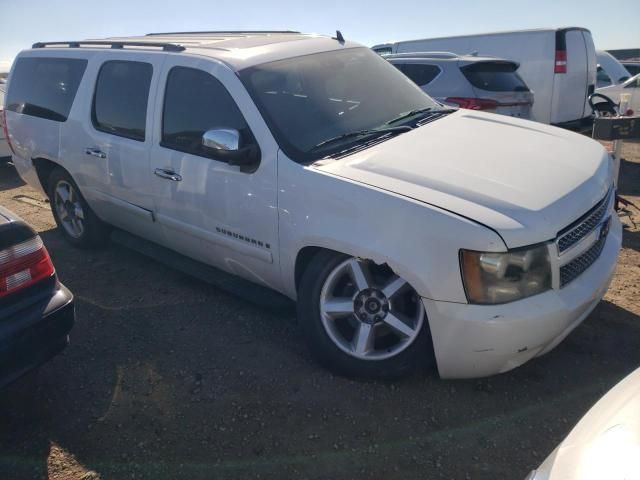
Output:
[
  {"left": 66, "top": 52, "right": 165, "bottom": 243},
  {"left": 582, "top": 31, "right": 597, "bottom": 117},
  {"left": 551, "top": 29, "right": 592, "bottom": 124}
]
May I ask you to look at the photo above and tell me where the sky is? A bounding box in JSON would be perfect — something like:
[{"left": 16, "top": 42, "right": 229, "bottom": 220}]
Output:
[{"left": 1, "top": 0, "right": 638, "bottom": 70}]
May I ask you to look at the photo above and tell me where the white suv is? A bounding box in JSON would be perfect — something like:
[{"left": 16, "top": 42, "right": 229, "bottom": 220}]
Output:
[
  {"left": 4, "top": 32, "right": 622, "bottom": 379},
  {"left": 386, "top": 52, "right": 534, "bottom": 119}
]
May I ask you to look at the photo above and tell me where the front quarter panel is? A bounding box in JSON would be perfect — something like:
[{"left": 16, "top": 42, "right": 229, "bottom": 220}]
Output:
[{"left": 277, "top": 152, "right": 506, "bottom": 302}]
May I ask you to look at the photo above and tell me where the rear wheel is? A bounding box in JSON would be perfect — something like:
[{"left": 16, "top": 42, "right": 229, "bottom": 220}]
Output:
[
  {"left": 48, "top": 167, "right": 109, "bottom": 248},
  {"left": 298, "top": 250, "right": 433, "bottom": 378}
]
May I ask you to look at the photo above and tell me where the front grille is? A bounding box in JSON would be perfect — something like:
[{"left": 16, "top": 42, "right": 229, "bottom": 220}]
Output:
[
  {"left": 560, "top": 229, "right": 607, "bottom": 287},
  {"left": 557, "top": 190, "right": 610, "bottom": 254}
]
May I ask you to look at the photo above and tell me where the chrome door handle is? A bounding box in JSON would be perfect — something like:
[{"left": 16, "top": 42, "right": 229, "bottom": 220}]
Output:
[
  {"left": 85, "top": 148, "right": 106, "bottom": 159},
  {"left": 154, "top": 168, "right": 182, "bottom": 182}
]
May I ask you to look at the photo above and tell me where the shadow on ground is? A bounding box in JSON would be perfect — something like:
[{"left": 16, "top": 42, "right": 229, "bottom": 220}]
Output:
[{"left": 0, "top": 161, "right": 25, "bottom": 192}]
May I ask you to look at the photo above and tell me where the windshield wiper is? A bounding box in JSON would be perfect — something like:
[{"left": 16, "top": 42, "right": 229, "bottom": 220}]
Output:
[
  {"left": 384, "top": 107, "right": 436, "bottom": 125},
  {"left": 310, "top": 126, "right": 411, "bottom": 152}
]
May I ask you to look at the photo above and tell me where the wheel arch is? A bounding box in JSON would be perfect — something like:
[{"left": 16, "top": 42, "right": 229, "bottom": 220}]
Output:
[
  {"left": 293, "top": 243, "right": 388, "bottom": 295},
  {"left": 292, "top": 242, "right": 422, "bottom": 299},
  {"left": 32, "top": 157, "right": 64, "bottom": 197}
]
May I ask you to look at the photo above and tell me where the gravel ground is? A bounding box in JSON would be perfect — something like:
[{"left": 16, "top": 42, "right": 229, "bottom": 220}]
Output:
[{"left": 0, "top": 141, "right": 639, "bottom": 480}]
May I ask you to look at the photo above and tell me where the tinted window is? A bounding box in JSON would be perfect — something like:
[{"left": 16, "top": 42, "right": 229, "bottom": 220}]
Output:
[
  {"left": 373, "top": 47, "right": 393, "bottom": 56},
  {"left": 240, "top": 48, "right": 441, "bottom": 162},
  {"left": 394, "top": 63, "right": 441, "bottom": 87},
  {"left": 625, "top": 64, "right": 640, "bottom": 76},
  {"left": 461, "top": 62, "right": 530, "bottom": 92},
  {"left": 92, "top": 61, "right": 152, "bottom": 141},
  {"left": 162, "top": 67, "right": 252, "bottom": 159},
  {"left": 597, "top": 67, "right": 612, "bottom": 88},
  {"left": 5, "top": 57, "right": 87, "bottom": 122}
]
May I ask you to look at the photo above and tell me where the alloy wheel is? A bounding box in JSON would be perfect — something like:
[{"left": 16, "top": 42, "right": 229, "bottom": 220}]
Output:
[
  {"left": 54, "top": 180, "right": 85, "bottom": 239},
  {"left": 319, "top": 258, "right": 424, "bottom": 360}
]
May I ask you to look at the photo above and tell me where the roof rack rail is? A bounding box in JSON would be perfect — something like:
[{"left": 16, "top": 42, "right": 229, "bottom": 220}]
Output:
[
  {"left": 31, "top": 40, "right": 185, "bottom": 52},
  {"left": 145, "top": 30, "right": 300, "bottom": 36},
  {"left": 386, "top": 51, "right": 460, "bottom": 59}
]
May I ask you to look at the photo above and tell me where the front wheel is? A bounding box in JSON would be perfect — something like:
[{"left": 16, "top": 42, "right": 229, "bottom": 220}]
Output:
[
  {"left": 48, "top": 167, "right": 109, "bottom": 248},
  {"left": 298, "top": 251, "right": 433, "bottom": 378}
]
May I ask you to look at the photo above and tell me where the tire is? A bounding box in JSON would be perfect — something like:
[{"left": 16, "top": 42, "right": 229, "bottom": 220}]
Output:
[
  {"left": 297, "top": 250, "right": 434, "bottom": 379},
  {"left": 48, "top": 167, "right": 110, "bottom": 248}
]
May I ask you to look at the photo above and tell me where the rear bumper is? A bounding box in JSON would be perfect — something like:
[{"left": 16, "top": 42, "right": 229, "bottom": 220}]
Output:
[
  {"left": 0, "top": 283, "right": 75, "bottom": 388},
  {"left": 424, "top": 215, "right": 622, "bottom": 379}
]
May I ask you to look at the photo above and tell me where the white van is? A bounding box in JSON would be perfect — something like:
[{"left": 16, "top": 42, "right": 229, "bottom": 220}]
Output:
[
  {"left": 4, "top": 32, "right": 621, "bottom": 379},
  {"left": 373, "top": 28, "right": 597, "bottom": 128}
]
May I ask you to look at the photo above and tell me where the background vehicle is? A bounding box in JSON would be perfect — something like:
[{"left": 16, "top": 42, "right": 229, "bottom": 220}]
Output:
[
  {"left": 386, "top": 52, "right": 533, "bottom": 119},
  {"left": 0, "top": 205, "right": 75, "bottom": 389},
  {"left": 596, "top": 73, "right": 640, "bottom": 114},
  {"left": 622, "top": 61, "right": 640, "bottom": 76},
  {"left": 0, "top": 83, "right": 11, "bottom": 160},
  {"left": 596, "top": 49, "right": 631, "bottom": 88},
  {"left": 373, "top": 27, "right": 597, "bottom": 128},
  {"left": 527, "top": 367, "right": 640, "bottom": 479}
]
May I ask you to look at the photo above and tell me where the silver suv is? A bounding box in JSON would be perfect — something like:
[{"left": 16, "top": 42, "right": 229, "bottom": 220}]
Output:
[{"left": 386, "top": 52, "right": 534, "bottom": 119}]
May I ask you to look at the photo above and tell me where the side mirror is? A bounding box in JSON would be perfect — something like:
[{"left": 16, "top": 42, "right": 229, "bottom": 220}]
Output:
[
  {"left": 202, "top": 128, "right": 240, "bottom": 152},
  {"left": 202, "top": 128, "right": 260, "bottom": 173}
]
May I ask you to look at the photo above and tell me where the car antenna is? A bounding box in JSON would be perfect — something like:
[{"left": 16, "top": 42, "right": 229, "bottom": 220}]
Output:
[{"left": 334, "top": 30, "right": 345, "bottom": 44}]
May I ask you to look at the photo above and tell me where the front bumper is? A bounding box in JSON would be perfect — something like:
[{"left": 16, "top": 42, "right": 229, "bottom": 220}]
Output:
[
  {"left": 0, "top": 283, "right": 75, "bottom": 388},
  {"left": 424, "top": 215, "right": 622, "bottom": 379}
]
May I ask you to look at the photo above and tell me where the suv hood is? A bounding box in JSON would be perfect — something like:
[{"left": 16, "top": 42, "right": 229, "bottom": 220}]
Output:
[{"left": 314, "top": 110, "right": 611, "bottom": 248}]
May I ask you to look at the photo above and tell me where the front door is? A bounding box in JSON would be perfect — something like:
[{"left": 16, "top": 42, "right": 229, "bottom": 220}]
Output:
[{"left": 149, "top": 57, "right": 281, "bottom": 290}]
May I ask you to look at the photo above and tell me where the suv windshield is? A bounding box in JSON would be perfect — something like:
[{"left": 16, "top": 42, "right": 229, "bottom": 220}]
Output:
[
  {"left": 461, "top": 61, "right": 530, "bottom": 92},
  {"left": 239, "top": 47, "right": 442, "bottom": 162}
]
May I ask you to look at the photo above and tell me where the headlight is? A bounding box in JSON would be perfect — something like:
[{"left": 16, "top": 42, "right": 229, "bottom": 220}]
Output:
[{"left": 460, "top": 243, "right": 551, "bottom": 304}]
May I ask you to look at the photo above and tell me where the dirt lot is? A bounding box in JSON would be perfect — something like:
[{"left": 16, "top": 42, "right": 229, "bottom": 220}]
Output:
[{"left": 1, "top": 142, "right": 640, "bottom": 480}]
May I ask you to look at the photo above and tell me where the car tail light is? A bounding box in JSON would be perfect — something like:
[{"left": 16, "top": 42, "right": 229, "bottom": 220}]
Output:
[
  {"left": 0, "top": 236, "right": 55, "bottom": 298},
  {"left": 445, "top": 97, "right": 499, "bottom": 111},
  {"left": 1, "top": 109, "right": 15, "bottom": 155},
  {"left": 554, "top": 50, "right": 567, "bottom": 74}
]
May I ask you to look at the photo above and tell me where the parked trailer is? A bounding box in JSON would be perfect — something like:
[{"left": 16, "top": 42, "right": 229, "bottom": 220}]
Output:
[{"left": 373, "top": 28, "right": 597, "bottom": 128}]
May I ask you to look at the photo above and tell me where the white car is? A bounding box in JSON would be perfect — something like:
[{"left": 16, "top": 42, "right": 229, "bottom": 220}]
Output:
[
  {"left": 385, "top": 52, "right": 534, "bottom": 119},
  {"left": 4, "top": 32, "right": 622, "bottom": 379},
  {"left": 596, "top": 74, "right": 640, "bottom": 115},
  {"left": 373, "top": 27, "right": 598, "bottom": 128},
  {"left": 0, "top": 83, "right": 12, "bottom": 159},
  {"left": 528, "top": 367, "right": 640, "bottom": 480},
  {"left": 596, "top": 49, "right": 631, "bottom": 88}
]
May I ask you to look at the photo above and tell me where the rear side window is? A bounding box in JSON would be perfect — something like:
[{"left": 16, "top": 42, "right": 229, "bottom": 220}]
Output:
[
  {"left": 394, "top": 63, "right": 441, "bottom": 87},
  {"left": 5, "top": 57, "right": 87, "bottom": 122},
  {"left": 461, "top": 62, "right": 530, "bottom": 92},
  {"left": 373, "top": 47, "right": 393, "bottom": 56},
  {"left": 92, "top": 61, "right": 152, "bottom": 141},
  {"left": 162, "top": 66, "right": 251, "bottom": 159}
]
